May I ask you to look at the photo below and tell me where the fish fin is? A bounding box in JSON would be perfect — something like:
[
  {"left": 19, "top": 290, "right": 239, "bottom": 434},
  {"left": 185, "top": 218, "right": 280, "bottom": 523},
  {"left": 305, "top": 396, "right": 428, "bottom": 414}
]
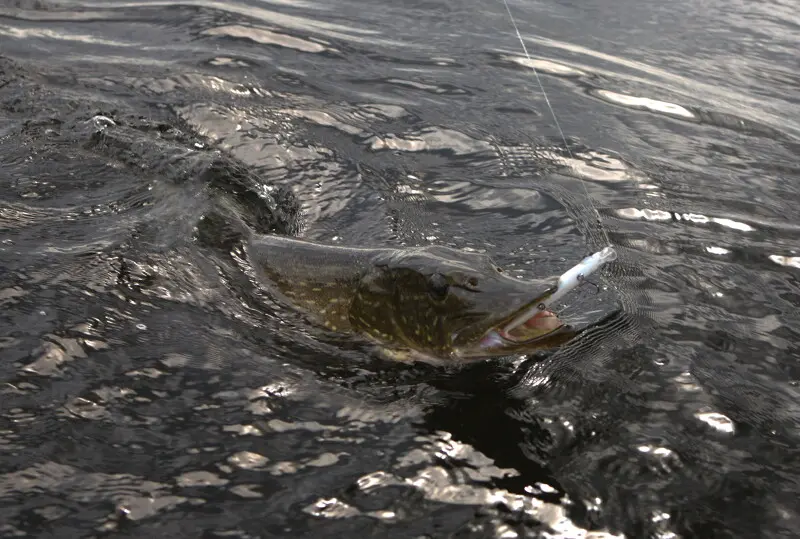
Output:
[
  {"left": 371, "top": 345, "right": 456, "bottom": 367},
  {"left": 373, "top": 346, "right": 418, "bottom": 364}
]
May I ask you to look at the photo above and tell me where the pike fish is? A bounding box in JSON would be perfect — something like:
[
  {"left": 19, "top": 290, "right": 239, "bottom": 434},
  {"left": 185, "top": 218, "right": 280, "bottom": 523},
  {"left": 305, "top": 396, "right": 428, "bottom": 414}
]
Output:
[{"left": 246, "top": 235, "right": 580, "bottom": 364}]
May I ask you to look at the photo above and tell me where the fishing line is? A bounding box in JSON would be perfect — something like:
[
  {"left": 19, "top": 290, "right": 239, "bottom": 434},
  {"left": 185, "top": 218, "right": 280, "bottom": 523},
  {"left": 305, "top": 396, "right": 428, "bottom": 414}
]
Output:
[
  {"left": 490, "top": 0, "right": 618, "bottom": 331},
  {"left": 499, "top": 0, "right": 613, "bottom": 250}
]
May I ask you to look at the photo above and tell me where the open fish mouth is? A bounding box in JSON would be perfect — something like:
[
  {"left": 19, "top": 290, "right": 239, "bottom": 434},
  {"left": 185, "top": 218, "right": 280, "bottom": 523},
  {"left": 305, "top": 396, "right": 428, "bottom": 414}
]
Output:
[
  {"left": 478, "top": 308, "right": 566, "bottom": 350},
  {"left": 502, "top": 309, "right": 564, "bottom": 340}
]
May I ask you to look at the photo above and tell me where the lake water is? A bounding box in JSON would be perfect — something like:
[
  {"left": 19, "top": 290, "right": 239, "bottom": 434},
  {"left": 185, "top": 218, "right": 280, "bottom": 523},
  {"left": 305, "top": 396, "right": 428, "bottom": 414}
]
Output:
[{"left": 1, "top": 0, "right": 798, "bottom": 537}]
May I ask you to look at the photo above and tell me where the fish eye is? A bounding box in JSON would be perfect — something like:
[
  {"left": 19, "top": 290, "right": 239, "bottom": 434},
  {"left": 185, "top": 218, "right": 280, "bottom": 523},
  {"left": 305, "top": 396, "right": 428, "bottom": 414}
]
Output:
[
  {"left": 428, "top": 273, "right": 450, "bottom": 300},
  {"left": 466, "top": 276, "right": 479, "bottom": 289}
]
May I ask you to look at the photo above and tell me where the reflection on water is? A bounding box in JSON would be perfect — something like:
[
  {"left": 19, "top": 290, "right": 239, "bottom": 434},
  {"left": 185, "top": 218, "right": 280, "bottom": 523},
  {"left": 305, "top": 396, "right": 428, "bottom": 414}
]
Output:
[
  {"left": 1, "top": 0, "right": 799, "bottom": 537},
  {"left": 203, "top": 24, "right": 331, "bottom": 53},
  {"left": 593, "top": 89, "right": 695, "bottom": 120}
]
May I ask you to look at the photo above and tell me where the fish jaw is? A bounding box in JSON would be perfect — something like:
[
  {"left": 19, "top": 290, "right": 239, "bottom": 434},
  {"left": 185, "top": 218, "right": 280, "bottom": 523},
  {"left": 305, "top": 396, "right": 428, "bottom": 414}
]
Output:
[
  {"left": 453, "top": 309, "right": 570, "bottom": 359},
  {"left": 496, "top": 309, "right": 564, "bottom": 341}
]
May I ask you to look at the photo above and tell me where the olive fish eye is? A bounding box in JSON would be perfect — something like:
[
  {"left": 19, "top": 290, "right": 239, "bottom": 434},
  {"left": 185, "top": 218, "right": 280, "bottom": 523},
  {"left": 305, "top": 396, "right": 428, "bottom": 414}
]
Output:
[
  {"left": 466, "top": 276, "right": 479, "bottom": 289},
  {"left": 428, "top": 273, "right": 450, "bottom": 300}
]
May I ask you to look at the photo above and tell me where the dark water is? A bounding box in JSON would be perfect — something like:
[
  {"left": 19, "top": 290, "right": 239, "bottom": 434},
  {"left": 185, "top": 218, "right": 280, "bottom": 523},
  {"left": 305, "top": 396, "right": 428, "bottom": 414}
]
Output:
[{"left": 1, "top": 0, "right": 799, "bottom": 537}]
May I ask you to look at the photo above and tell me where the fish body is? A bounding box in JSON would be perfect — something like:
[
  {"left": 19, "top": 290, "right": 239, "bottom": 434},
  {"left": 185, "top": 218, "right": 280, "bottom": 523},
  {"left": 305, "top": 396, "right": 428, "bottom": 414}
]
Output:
[{"left": 246, "top": 235, "right": 576, "bottom": 364}]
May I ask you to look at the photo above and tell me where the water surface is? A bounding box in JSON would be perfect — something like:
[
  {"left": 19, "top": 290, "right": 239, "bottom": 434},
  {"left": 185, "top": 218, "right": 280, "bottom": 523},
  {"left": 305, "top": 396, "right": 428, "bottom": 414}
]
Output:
[{"left": 1, "top": 0, "right": 799, "bottom": 537}]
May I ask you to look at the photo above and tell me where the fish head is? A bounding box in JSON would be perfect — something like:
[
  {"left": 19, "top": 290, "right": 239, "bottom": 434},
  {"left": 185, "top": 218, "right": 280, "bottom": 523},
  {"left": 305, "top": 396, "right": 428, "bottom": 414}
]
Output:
[{"left": 351, "top": 245, "right": 575, "bottom": 361}]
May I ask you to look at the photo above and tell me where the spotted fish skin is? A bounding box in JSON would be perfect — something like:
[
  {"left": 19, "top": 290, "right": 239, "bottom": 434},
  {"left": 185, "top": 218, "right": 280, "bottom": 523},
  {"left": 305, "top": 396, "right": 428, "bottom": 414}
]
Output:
[
  {"left": 246, "top": 235, "right": 576, "bottom": 363},
  {"left": 246, "top": 235, "right": 386, "bottom": 333}
]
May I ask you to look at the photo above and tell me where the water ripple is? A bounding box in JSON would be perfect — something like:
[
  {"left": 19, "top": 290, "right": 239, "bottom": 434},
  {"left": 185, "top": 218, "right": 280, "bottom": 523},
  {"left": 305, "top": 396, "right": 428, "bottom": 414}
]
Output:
[{"left": 202, "top": 24, "right": 330, "bottom": 54}]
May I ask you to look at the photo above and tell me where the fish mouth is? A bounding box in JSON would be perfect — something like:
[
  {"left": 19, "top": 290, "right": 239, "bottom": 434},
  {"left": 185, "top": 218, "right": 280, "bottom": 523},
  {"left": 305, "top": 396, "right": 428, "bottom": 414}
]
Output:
[
  {"left": 477, "top": 310, "right": 565, "bottom": 349},
  {"left": 473, "top": 290, "right": 569, "bottom": 352}
]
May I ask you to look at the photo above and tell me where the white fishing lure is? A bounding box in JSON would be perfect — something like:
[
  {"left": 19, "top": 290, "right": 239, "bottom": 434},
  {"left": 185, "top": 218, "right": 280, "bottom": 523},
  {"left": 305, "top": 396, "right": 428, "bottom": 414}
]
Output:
[{"left": 504, "top": 246, "right": 617, "bottom": 333}]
